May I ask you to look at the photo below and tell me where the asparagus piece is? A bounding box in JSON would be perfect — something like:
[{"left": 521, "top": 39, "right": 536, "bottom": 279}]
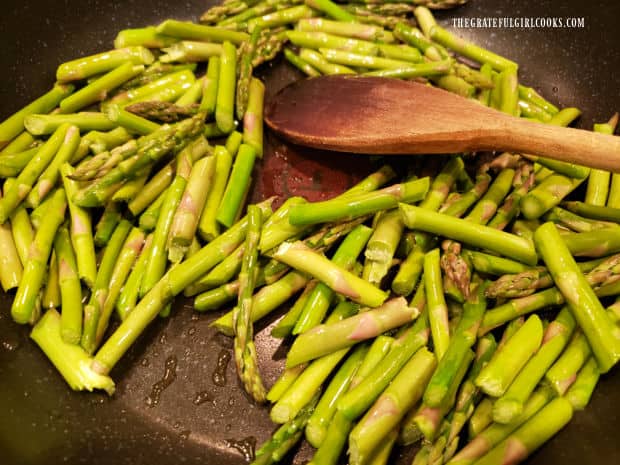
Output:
[
  {"left": 561, "top": 228, "right": 620, "bottom": 257},
  {"left": 0, "top": 124, "right": 68, "bottom": 223},
  {"left": 465, "top": 250, "right": 529, "bottom": 276},
  {"left": 392, "top": 232, "right": 435, "bottom": 296},
  {"left": 517, "top": 99, "right": 552, "bottom": 122},
  {"left": 115, "top": 233, "right": 152, "bottom": 320},
  {"left": 31, "top": 309, "right": 115, "bottom": 394},
  {"left": 286, "top": 30, "right": 379, "bottom": 55},
  {"left": 60, "top": 165, "right": 98, "bottom": 288},
  {"left": 297, "top": 17, "right": 394, "bottom": 42},
  {"left": 60, "top": 62, "right": 144, "bottom": 113},
  {"left": 70, "top": 139, "right": 139, "bottom": 182},
  {"left": 216, "top": 143, "right": 256, "bottom": 227},
  {"left": 24, "top": 113, "right": 116, "bottom": 135},
  {"left": 160, "top": 41, "right": 223, "bottom": 63},
  {"left": 545, "top": 206, "right": 616, "bottom": 233},
  {"left": 270, "top": 280, "right": 318, "bottom": 339},
  {"left": 251, "top": 28, "right": 289, "bottom": 67},
  {"left": 82, "top": 220, "right": 132, "bottom": 354},
  {"left": 305, "top": 343, "right": 368, "bottom": 447},
  {"left": 520, "top": 174, "right": 585, "bottom": 220},
  {"left": 27, "top": 125, "right": 81, "bottom": 208},
  {"left": 305, "top": 0, "right": 354, "bottom": 21},
  {"left": 8, "top": 193, "right": 34, "bottom": 266},
  {"left": 200, "top": 0, "right": 251, "bottom": 23},
  {"left": 272, "top": 348, "right": 351, "bottom": 423},
  {"left": 283, "top": 48, "right": 320, "bottom": 77},
  {"left": 236, "top": 27, "right": 261, "bottom": 121},
  {"left": 534, "top": 221, "right": 620, "bottom": 372},
  {"left": 140, "top": 147, "right": 194, "bottom": 296},
  {"left": 427, "top": 23, "right": 517, "bottom": 71},
  {"left": 156, "top": 19, "right": 249, "bottom": 44},
  {"left": 0, "top": 131, "right": 37, "bottom": 157},
  {"left": 243, "top": 78, "right": 265, "bottom": 157},
  {"left": 475, "top": 314, "right": 543, "bottom": 397},
  {"left": 11, "top": 189, "right": 66, "bottom": 324},
  {"left": 392, "top": 22, "right": 448, "bottom": 61},
  {"left": 286, "top": 296, "right": 416, "bottom": 366},
  {"left": 363, "top": 59, "right": 452, "bottom": 79},
  {"left": 349, "top": 347, "right": 437, "bottom": 465},
  {"left": 424, "top": 248, "right": 450, "bottom": 360},
  {"left": 56, "top": 46, "right": 153, "bottom": 81},
  {"left": 289, "top": 177, "right": 429, "bottom": 226},
  {"left": 215, "top": 41, "right": 237, "bottom": 133},
  {"left": 124, "top": 101, "right": 199, "bottom": 124},
  {"left": 0, "top": 193, "right": 23, "bottom": 291},
  {"left": 233, "top": 205, "right": 267, "bottom": 402},
  {"left": 337, "top": 295, "right": 429, "bottom": 421},
  {"left": 0, "top": 84, "right": 74, "bottom": 148},
  {"left": 472, "top": 398, "right": 573, "bottom": 465},
  {"left": 248, "top": 5, "right": 316, "bottom": 31},
  {"left": 267, "top": 300, "right": 359, "bottom": 402},
  {"left": 468, "top": 397, "right": 494, "bottom": 439},
  {"left": 562, "top": 200, "right": 620, "bottom": 224},
  {"left": 111, "top": 171, "right": 148, "bottom": 202},
  {"left": 273, "top": 240, "right": 388, "bottom": 309},
  {"left": 424, "top": 283, "right": 487, "bottom": 407},
  {"left": 74, "top": 114, "right": 205, "bottom": 207},
  {"left": 584, "top": 122, "right": 614, "bottom": 205},
  {"left": 94, "top": 204, "right": 273, "bottom": 374},
  {"left": 127, "top": 162, "right": 174, "bottom": 216},
  {"left": 447, "top": 334, "right": 498, "bottom": 448},
  {"left": 114, "top": 26, "right": 178, "bottom": 48},
  {"left": 0, "top": 146, "right": 42, "bottom": 178},
  {"left": 268, "top": 360, "right": 309, "bottom": 405},
  {"left": 441, "top": 173, "right": 492, "bottom": 218},
  {"left": 497, "top": 67, "right": 519, "bottom": 116},
  {"left": 53, "top": 226, "right": 83, "bottom": 344},
  {"left": 168, "top": 156, "right": 216, "bottom": 262},
  {"left": 544, "top": 331, "right": 591, "bottom": 395},
  {"left": 414, "top": 348, "right": 475, "bottom": 441},
  {"left": 299, "top": 48, "right": 356, "bottom": 75},
  {"left": 464, "top": 168, "right": 515, "bottom": 225},
  {"left": 518, "top": 85, "right": 559, "bottom": 115},
  {"left": 565, "top": 357, "right": 600, "bottom": 410},
  {"left": 308, "top": 335, "right": 394, "bottom": 465},
  {"left": 110, "top": 69, "right": 196, "bottom": 106},
  {"left": 399, "top": 204, "right": 538, "bottom": 265},
  {"left": 319, "top": 47, "right": 414, "bottom": 69},
  {"left": 364, "top": 209, "right": 404, "bottom": 285},
  {"left": 493, "top": 308, "right": 575, "bottom": 424},
  {"left": 252, "top": 394, "right": 319, "bottom": 465},
  {"left": 175, "top": 78, "right": 203, "bottom": 106},
  {"left": 447, "top": 387, "right": 555, "bottom": 465},
  {"left": 419, "top": 157, "right": 463, "bottom": 211},
  {"left": 258, "top": 197, "right": 308, "bottom": 253},
  {"left": 93, "top": 203, "right": 121, "bottom": 247},
  {"left": 294, "top": 224, "right": 372, "bottom": 334},
  {"left": 95, "top": 227, "right": 145, "bottom": 345},
  {"left": 42, "top": 254, "right": 62, "bottom": 307},
  {"left": 105, "top": 103, "right": 161, "bottom": 134}
]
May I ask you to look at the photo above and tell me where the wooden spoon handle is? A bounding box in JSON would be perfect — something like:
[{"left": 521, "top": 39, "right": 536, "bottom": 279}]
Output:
[{"left": 479, "top": 116, "right": 620, "bottom": 172}]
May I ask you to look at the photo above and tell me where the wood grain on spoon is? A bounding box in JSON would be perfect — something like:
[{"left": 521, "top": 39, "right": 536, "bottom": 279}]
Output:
[{"left": 265, "top": 75, "right": 620, "bottom": 173}]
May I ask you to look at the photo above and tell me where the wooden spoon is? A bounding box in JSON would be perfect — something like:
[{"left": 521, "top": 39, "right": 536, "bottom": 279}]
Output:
[{"left": 264, "top": 75, "right": 620, "bottom": 172}]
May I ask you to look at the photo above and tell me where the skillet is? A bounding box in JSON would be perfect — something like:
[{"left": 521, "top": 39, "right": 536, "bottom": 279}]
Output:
[{"left": 0, "top": 0, "right": 619, "bottom": 464}]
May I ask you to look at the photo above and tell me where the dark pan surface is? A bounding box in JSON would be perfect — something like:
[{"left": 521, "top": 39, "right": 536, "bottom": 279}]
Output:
[{"left": 1, "top": 0, "right": 619, "bottom": 464}]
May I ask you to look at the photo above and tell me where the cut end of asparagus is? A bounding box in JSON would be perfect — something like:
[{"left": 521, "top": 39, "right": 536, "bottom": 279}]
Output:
[
  {"left": 492, "top": 397, "right": 523, "bottom": 424},
  {"left": 270, "top": 403, "right": 294, "bottom": 424},
  {"left": 30, "top": 309, "right": 115, "bottom": 395}
]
